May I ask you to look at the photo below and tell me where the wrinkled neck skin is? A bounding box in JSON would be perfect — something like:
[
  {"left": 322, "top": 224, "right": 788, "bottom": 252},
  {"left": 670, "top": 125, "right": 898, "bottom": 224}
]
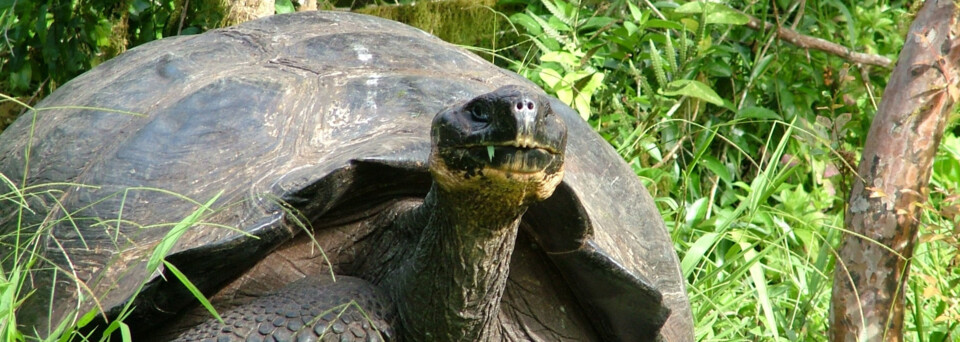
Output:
[{"left": 388, "top": 182, "right": 530, "bottom": 341}]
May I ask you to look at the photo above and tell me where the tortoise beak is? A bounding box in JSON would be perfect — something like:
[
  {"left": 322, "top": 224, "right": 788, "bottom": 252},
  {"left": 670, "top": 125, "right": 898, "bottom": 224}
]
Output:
[{"left": 430, "top": 85, "right": 567, "bottom": 177}]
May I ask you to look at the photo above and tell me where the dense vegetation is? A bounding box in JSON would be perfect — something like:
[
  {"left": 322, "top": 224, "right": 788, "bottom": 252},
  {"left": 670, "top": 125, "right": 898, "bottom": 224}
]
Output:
[
  {"left": 2, "top": 0, "right": 958, "bottom": 341},
  {"left": 500, "top": 1, "right": 956, "bottom": 341}
]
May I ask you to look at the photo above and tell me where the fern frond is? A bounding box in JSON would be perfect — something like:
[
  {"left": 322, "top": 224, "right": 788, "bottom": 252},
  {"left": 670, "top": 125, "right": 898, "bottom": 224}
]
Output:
[
  {"left": 541, "top": 0, "right": 575, "bottom": 28},
  {"left": 529, "top": 35, "right": 552, "bottom": 55},
  {"left": 527, "top": 9, "right": 571, "bottom": 45}
]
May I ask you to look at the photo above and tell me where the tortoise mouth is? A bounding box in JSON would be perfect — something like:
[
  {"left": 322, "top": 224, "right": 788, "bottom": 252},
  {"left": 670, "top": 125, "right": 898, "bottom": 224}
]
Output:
[{"left": 459, "top": 143, "right": 561, "bottom": 174}]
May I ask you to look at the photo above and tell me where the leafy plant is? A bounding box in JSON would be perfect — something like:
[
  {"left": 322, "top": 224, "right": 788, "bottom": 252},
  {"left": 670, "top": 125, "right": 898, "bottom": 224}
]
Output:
[
  {"left": 0, "top": 0, "right": 259, "bottom": 98},
  {"left": 503, "top": 0, "right": 935, "bottom": 340}
]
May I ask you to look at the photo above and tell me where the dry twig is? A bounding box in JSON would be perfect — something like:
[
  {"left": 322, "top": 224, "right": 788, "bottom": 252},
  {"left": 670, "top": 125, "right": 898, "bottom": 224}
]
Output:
[{"left": 741, "top": 10, "right": 893, "bottom": 68}]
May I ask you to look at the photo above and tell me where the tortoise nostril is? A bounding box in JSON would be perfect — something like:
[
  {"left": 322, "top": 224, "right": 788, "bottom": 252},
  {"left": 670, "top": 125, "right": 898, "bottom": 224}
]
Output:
[{"left": 516, "top": 100, "right": 535, "bottom": 112}]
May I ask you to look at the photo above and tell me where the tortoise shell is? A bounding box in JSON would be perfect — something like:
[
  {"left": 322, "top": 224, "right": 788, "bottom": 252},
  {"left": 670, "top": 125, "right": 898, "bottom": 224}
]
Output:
[{"left": 0, "top": 11, "right": 692, "bottom": 341}]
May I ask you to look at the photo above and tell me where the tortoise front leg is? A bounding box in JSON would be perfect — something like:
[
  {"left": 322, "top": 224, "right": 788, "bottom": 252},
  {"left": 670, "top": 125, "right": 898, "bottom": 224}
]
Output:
[{"left": 174, "top": 276, "right": 396, "bottom": 342}]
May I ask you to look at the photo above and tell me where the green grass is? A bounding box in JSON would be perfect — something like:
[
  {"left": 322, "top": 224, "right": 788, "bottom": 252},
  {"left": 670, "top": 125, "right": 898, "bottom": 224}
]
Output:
[
  {"left": 0, "top": 162, "right": 226, "bottom": 340},
  {"left": 0, "top": 98, "right": 380, "bottom": 341},
  {"left": 0, "top": 161, "right": 374, "bottom": 341}
]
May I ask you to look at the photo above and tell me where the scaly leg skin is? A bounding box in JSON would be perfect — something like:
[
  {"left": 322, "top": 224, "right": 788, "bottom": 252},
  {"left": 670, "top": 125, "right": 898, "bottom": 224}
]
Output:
[{"left": 174, "top": 276, "right": 396, "bottom": 342}]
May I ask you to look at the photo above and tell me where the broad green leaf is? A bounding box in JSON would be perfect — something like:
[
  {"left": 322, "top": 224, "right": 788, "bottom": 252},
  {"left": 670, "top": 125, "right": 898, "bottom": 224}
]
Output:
[
  {"left": 573, "top": 94, "right": 590, "bottom": 120},
  {"left": 675, "top": 2, "right": 749, "bottom": 26},
  {"left": 94, "top": 19, "right": 111, "bottom": 47},
  {"left": 674, "top": 2, "right": 705, "bottom": 13},
  {"left": 624, "top": 21, "right": 639, "bottom": 36},
  {"left": 749, "top": 54, "right": 775, "bottom": 82},
  {"left": 680, "top": 18, "right": 699, "bottom": 32},
  {"left": 685, "top": 197, "right": 709, "bottom": 226},
  {"left": 539, "top": 68, "right": 564, "bottom": 89},
  {"left": 546, "top": 15, "right": 573, "bottom": 33},
  {"left": 541, "top": 51, "right": 579, "bottom": 67},
  {"left": 11, "top": 67, "right": 30, "bottom": 90},
  {"left": 626, "top": 0, "right": 643, "bottom": 23},
  {"left": 646, "top": 19, "right": 684, "bottom": 30},
  {"left": 578, "top": 71, "right": 604, "bottom": 95},
  {"left": 701, "top": 155, "right": 733, "bottom": 184},
  {"left": 705, "top": 59, "right": 733, "bottom": 77},
  {"left": 275, "top": 0, "right": 295, "bottom": 14},
  {"left": 556, "top": 87, "right": 574, "bottom": 107},
  {"left": 706, "top": 8, "right": 749, "bottom": 25},
  {"left": 663, "top": 79, "right": 723, "bottom": 105},
  {"left": 129, "top": 0, "right": 151, "bottom": 14},
  {"left": 571, "top": 72, "right": 603, "bottom": 120},
  {"left": 581, "top": 16, "right": 616, "bottom": 30},
  {"left": 641, "top": 137, "right": 663, "bottom": 161},
  {"left": 509, "top": 12, "right": 542, "bottom": 36}
]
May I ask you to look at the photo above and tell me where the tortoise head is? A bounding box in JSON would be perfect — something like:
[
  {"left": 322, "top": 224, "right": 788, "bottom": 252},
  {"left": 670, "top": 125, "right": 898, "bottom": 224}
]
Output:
[{"left": 429, "top": 85, "right": 566, "bottom": 205}]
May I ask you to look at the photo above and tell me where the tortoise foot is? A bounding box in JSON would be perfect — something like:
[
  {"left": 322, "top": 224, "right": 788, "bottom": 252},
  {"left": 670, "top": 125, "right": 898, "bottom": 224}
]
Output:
[{"left": 174, "top": 276, "right": 396, "bottom": 342}]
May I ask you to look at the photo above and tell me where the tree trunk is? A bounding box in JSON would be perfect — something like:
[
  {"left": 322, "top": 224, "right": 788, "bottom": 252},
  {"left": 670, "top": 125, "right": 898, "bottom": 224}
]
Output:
[{"left": 830, "top": 1, "right": 960, "bottom": 341}]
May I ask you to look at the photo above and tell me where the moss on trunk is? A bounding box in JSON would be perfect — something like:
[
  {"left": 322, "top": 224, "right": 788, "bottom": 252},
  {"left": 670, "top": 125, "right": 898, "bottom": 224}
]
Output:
[{"left": 357, "top": 0, "right": 503, "bottom": 56}]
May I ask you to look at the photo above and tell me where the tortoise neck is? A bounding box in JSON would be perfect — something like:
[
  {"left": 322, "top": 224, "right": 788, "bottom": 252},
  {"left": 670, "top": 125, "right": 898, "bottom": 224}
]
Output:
[{"left": 392, "top": 183, "right": 526, "bottom": 341}]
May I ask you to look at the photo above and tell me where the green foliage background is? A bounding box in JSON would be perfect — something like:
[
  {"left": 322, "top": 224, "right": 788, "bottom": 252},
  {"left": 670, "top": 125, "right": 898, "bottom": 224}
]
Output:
[
  {"left": 2, "top": 0, "right": 959, "bottom": 341},
  {"left": 0, "top": 0, "right": 232, "bottom": 93}
]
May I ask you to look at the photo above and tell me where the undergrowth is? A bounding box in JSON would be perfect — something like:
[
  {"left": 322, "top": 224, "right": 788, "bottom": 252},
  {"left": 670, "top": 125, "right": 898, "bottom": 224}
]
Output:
[{"left": 501, "top": 0, "right": 957, "bottom": 340}]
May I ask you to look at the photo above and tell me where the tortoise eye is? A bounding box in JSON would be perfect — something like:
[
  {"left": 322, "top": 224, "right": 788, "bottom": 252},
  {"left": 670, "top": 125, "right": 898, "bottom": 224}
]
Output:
[{"left": 470, "top": 107, "right": 489, "bottom": 122}]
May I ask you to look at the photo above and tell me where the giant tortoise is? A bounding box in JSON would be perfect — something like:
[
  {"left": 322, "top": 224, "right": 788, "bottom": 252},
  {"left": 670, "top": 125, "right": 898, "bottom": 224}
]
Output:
[{"left": 0, "top": 11, "right": 693, "bottom": 341}]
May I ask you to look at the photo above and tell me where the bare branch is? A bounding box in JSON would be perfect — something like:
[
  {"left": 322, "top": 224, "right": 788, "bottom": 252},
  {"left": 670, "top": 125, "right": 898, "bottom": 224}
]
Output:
[{"left": 741, "top": 10, "right": 893, "bottom": 68}]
